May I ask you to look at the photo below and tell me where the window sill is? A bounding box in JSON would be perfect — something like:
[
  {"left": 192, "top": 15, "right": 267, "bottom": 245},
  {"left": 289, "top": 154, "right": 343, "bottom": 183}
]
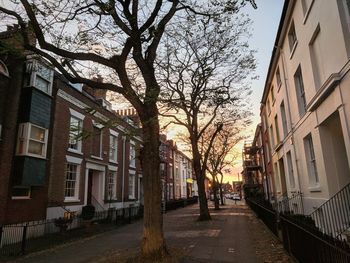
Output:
[
  {"left": 12, "top": 196, "right": 31, "bottom": 200},
  {"left": 308, "top": 185, "right": 321, "bottom": 192},
  {"left": 109, "top": 159, "right": 118, "bottom": 164},
  {"left": 91, "top": 155, "right": 103, "bottom": 161},
  {"left": 16, "top": 153, "right": 47, "bottom": 160},
  {"left": 64, "top": 199, "right": 81, "bottom": 203},
  {"left": 104, "top": 199, "right": 118, "bottom": 203},
  {"left": 68, "top": 148, "right": 83, "bottom": 155}
]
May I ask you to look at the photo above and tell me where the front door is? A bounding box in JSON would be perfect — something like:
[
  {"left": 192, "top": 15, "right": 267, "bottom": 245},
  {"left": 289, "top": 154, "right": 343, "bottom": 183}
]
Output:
[{"left": 87, "top": 170, "right": 93, "bottom": 205}]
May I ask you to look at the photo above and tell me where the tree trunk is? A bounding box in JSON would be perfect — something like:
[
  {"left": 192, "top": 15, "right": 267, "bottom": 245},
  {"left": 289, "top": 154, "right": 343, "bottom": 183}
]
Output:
[
  {"left": 140, "top": 110, "right": 167, "bottom": 259},
  {"left": 219, "top": 174, "right": 224, "bottom": 206},
  {"left": 212, "top": 177, "right": 220, "bottom": 210},
  {"left": 193, "top": 150, "right": 211, "bottom": 221}
]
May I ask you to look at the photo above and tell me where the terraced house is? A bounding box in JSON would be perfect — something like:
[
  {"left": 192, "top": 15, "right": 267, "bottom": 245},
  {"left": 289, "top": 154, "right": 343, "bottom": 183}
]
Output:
[
  {"left": 0, "top": 26, "right": 143, "bottom": 225},
  {"left": 249, "top": 0, "right": 350, "bottom": 238}
]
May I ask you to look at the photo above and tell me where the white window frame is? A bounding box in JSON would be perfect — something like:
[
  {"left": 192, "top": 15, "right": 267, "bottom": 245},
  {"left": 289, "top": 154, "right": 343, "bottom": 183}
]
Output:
[
  {"left": 128, "top": 171, "right": 136, "bottom": 199},
  {"left": 64, "top": 156, "right": 82, "bottom": 202},
  {"left": 129, "top": 141, "right": 136, "bottom": 168},
  {"left": 16, "top": 122, "right": 48, "bottom": 159},
  {"left": 280, "top": 101, "right": 288, "bottom": 138},
  {"left": 26, "top": 59, "right": 54, "bottom": 95},
  {"left": 294, "top": 66, "right": 307, "bottom": 116},
  {"left": 109, "top": 129, "right": 119, "bottom": 163},
  {"left": 286, "top": 151, "right": 296, "bottom": 189},
  {"left": 288, "top": 21, "right": 298, "bottom": 56},
  {"left": 304, "top": 134, "right": 319, "bottom": 187},
  {"left": 106, "top": 170, "right": 117, "bottom": 200},
  {"left": 68, "top": 108, "right": 85, "bottom": 154},
  {"left": 276, "top": 66, "right": 282, "bottom": 89}
]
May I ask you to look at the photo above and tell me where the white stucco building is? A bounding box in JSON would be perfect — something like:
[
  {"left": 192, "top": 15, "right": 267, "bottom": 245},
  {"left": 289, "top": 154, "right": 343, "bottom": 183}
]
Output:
[{"left": 261, "top": 0, "right": 350, "bottom": 214}]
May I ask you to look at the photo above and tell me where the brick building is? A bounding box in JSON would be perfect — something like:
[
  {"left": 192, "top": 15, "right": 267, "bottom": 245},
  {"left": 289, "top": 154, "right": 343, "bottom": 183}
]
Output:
[{"left": 0, "top": 27, "right": 142, "bottom": 224}]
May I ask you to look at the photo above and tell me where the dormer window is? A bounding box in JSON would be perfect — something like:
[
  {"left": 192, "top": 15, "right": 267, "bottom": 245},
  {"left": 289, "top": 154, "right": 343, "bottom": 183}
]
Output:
[{"left": 26, "top": 59, "right": 54, "bottom": 95}]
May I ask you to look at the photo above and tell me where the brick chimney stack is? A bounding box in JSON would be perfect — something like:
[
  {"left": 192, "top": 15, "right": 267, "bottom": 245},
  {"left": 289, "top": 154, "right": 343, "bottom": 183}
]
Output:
[{"left": 82, "top": 74, "right": 107, "bottom": 100}]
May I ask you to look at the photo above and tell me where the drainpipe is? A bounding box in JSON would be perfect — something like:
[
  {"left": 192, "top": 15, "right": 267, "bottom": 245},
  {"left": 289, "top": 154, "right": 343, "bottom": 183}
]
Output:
[
  {"left": 275, "top": 45, "right": 303, "bottom": 196},
  {"left": 122, "top": 135, "right": 126, "bottom": 209}
]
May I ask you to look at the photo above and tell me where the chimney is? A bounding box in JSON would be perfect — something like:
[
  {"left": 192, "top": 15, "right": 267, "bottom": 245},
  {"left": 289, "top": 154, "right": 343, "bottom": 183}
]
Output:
[{"left": 82, "top": 74, "right": 107, "bottom": 100}]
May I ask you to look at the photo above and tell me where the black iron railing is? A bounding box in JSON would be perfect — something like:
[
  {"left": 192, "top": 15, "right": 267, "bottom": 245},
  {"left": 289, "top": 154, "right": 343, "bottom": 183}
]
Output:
[
  {"left": 310, "top": 182, "right": 350, "bottom": 240},
  {"left": 0, "top": 206, "right": 143, "bottom": 258},
  {"left": 281, "top": 214, "right": 350, "bottom": 263},
  {"left": 247, "top": 197, "right": 350, "bottom": 263},
  {"left": 275, "top": 192, "right": 304, "bottom": 215}
]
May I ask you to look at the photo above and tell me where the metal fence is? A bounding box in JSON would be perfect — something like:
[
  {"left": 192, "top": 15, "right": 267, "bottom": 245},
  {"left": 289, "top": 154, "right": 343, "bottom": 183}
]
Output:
[
  {"left": 310, "top": 183, "right": 350, "bottom": 240},
  {"left": 281, "top": 215, "right": 350, "bottom": 263},
  {"left": 0, "top": 197, "right": 198, "bottom": 258},
  {"left": 0, "top": 206, "right": 142, "bottom": 257},
  {"left": 165, "top": 196, "right": 198, "bottom": 211},
  {"left": 246, "top": 197, "right": 350, "bottom": 263}
]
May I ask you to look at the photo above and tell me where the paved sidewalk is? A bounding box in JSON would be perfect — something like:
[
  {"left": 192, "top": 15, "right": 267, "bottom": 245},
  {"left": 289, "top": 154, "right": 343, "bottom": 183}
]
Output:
[{"left": 9, "top": 200, "right": 293, "bottom": 263}]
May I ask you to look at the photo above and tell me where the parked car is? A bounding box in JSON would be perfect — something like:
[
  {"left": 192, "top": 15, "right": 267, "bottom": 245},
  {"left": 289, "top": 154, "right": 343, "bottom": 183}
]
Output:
[{"left": 232, "top": 193, "right": 241, "bottom": 200}]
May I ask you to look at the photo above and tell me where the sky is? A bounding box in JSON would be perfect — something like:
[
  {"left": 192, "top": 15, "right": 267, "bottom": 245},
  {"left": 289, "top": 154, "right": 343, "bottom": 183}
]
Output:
[{"left": 219, "top": 0, "right": 285, "bottom": 183}]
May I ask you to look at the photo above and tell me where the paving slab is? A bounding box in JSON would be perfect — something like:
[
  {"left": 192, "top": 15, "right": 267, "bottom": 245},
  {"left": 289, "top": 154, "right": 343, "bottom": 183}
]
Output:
[{"left": 7, "top": 200, "right": 293, "bottom": 263}]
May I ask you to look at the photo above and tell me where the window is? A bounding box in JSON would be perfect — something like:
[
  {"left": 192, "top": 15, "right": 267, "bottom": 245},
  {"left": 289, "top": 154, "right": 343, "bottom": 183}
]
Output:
[
  {"left": 109, "top": 132, "right": 118, "bottom": 162},
  {"left": 69, "top": 116, "right": 83, "bottom": 152},
  {"left": 267, "top": 99, "right": 271, "bottom": 115},
  {"left": 269, "top": 125, "right": 275, "bottom": 149},
  {"left": 265, "top": 142, "right": 270, "bottom": 163},
  {"left": 92, "top": 125, "right": 102, "bottom": 158},
  {"left": 301, "top": 0, "right": 308, "bottom": 16},
  {"left": 280, "top": 101, "right": 288, "bottom": 138},
  {"left": 288, "top": 21, "right": 298, "bottom": 54},
  {"left": 27, "top": 59, "right": 53, "bottom": 95},
  {"left": 294, "top": 66, "right": 307, "bottom": 116},
  {"left": 304, "top": 134, "right": 319, "bottom": 186},
  {"left": 274, "top": 162, "right": 281, "bottom": 193},
  {"left": 169, "top": 164, "right": 173, "bottom": 179},
  {"left": 286, "top": 151, "right": 295, "bottom": 189},
  {"left": 262, "top": 114, "right": 268, "bottom": 131},
  {"left": 168, "top": 183, "right": 174, "bottom": 199},
  {"left": 276, "top": 67, "right": 282, "bottom": 88},
  {"left": 128, "top": 173, "right": 135, "bottom": 199},
  {"left": 271, "top": 86, "right": 275, "bottom": 104},
  {"left": 64, "top": 163, "right": 80, "bottom": 201},
  {"left": 274, "top": 115, "right": 280, "bottom": 144},
  {"left": 309, "top": 24, "right": 324, "bottom": 90},
  {"left": 129, "top": 141, "right": 136, "bottom": 167},
  {"left": 12, "top": 187, "right": 31, "bottom": 199},
  {"left": 16, "top": 123, "right": 48, "bottom": 158},
  {"left": 106, "top": 171, "right": 117, "bottom": 200}
]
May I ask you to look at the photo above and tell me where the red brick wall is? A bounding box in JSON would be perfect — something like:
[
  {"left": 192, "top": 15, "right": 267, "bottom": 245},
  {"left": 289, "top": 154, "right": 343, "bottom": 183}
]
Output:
[{"left": 49, "top": 78, "right": 142, "bottom": 208}]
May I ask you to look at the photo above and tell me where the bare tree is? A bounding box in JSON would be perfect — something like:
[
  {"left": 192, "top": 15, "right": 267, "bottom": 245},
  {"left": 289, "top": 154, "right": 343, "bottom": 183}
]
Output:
[
  {"left": 0, "top": 0, "right": 256, "bottom": 258},
  {"left": 158, "top": 12, "right": 255, "bottom": 220},
  {"left": 205, "top": 120, "right": 247, "bottom": 208}
]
